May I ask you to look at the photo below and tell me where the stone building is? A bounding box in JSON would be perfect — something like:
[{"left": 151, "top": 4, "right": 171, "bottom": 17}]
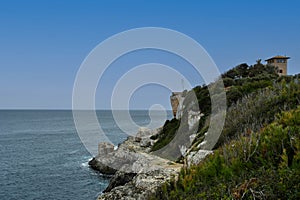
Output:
[{"left": 265, "top": 55, "right": 290, "bottom": 76}]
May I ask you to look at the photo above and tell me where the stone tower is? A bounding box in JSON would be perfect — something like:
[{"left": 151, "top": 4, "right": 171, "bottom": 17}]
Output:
[
  {"left": 265, "top": 55, "right": 290, "bottom": 76},
  {"left": 170, "top": 91, "right": 186, "bottom": 119}
]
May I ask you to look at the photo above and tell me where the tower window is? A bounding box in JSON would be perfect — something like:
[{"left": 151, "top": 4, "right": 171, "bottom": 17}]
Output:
[{"left": 277, "top": 59, "right": 286, "bottom": 63}]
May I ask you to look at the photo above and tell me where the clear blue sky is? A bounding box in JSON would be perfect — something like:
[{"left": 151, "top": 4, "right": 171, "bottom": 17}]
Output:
[{"left": 1, "top": 0, "right": 299, "bottom": 109}]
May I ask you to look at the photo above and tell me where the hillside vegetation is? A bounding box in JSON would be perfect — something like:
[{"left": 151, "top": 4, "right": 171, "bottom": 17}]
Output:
[
  {"left": 152, "top": 62, "right": 300, "bottom": 151},
  {"left": 150, "top": 62, "right": 300, "bottom": 199},
  {"left": 153, "top": 107, "right": 300, "bottom": 199}
]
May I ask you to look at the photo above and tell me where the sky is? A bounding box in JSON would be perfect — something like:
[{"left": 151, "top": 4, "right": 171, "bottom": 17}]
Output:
[{"left": 1, "top": 0, "right": 300, "bottom": 110}]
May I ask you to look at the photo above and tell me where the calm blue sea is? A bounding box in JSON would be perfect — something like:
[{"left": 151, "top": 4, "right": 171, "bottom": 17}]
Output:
[{"left": 0, "top": 110, "right": 171, "bottom": 200}]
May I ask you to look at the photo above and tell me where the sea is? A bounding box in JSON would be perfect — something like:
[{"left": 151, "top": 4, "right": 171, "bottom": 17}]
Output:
[{"left": 0, "top": 110, "right": 172, "bottom": 200}]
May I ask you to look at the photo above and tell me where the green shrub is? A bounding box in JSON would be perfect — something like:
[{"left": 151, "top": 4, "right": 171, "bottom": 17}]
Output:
[
  {"left": 218, "top": 77, "right": 300, "bottom": 147},
  {"left": 151, "top": 118, "right": 180, "bottom": 151},
  {"left": 152, "top": 107, "right": 300, "bottom": 199}
]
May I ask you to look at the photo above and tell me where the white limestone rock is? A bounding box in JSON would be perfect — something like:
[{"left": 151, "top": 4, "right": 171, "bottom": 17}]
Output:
[{"left": 187, "top": 150, "right": 213, "bottom": 167}]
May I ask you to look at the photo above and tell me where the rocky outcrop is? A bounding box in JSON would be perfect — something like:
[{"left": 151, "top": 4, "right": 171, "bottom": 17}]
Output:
[
  {"left": 186, "top": 150, "right": 213, "bottom": 167},
  {"left": 89, "top": 157, "right": 117, "bottom": 175},
  {"left": 98, "top": 167, "right": 180, "bottom": 200},
  {"left": 89, "top": 127, "right": 182, "bottom": 199},
  {"left": 89, "top": 123, "right": 215, "bottom": 199},
  {"left": 103, "top": 171, "right": 137, "bottom": 193},
  {"left": 187, "top": 110, "right": 203, "bottom": 130}
]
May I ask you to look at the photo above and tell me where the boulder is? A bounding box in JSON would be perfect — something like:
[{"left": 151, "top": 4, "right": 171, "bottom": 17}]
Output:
[
  {"left": 140, "top": 138, "right": 151, "bottom": 148},
  {"left": 98, "top": 164, "right": 181, "bottom": 200},
  {"left": 186, "top": 150, "right": 213, "bottom": 167},
  {"left": 136, "top": 127, "right": 152, "bottom": 138},
  {"left": 98, "top": 142, "right": 115, "bottom": 155},
  {"left": 104, "top": 171, "right": 137, "bottom": 193},
  {"left": 88, "top": 157, "right": 117, "bottom": 175}
]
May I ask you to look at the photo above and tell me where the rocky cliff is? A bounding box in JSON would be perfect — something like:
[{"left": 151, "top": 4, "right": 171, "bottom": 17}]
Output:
[{"left": 89, "top": 127, "right": 183, "bottom": 200}]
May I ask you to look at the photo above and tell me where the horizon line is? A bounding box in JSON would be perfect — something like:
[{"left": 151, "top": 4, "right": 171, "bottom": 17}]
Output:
[{"left": 0, "top": 108, "right": 173, "bottom": 111}]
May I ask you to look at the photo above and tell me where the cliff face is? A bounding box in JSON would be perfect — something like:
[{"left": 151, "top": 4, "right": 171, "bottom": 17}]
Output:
[
  {"left": 89, "top": 122, "right": 214, "bottom": 199},
  {"left": 89, "top": 88, "right": 213, "bottom": 199}
]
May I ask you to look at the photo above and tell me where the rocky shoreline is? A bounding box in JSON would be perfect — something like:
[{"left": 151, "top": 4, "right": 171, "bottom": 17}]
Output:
[
  {"left": 89, "top": 126, "right": 213, "bottom": 200},
  {"left": 89, "top": 127, "right": 182, "bottom": 200}
]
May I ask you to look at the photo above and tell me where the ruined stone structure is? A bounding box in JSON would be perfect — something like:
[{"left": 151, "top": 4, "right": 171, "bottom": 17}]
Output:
[{"left": 170, "top": 91, "right": 186, "bottom": 119}]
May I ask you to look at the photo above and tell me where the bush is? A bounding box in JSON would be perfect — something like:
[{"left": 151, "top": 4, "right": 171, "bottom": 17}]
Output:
[
  {"left": 151, "top": 118, "right": 180, "bottom": 151},
  {"left": 152, "top": 107, "right": 300, "bottom": 199},
  {"left": 218, "top": 77, "right": 300, "bottom": 147}
]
